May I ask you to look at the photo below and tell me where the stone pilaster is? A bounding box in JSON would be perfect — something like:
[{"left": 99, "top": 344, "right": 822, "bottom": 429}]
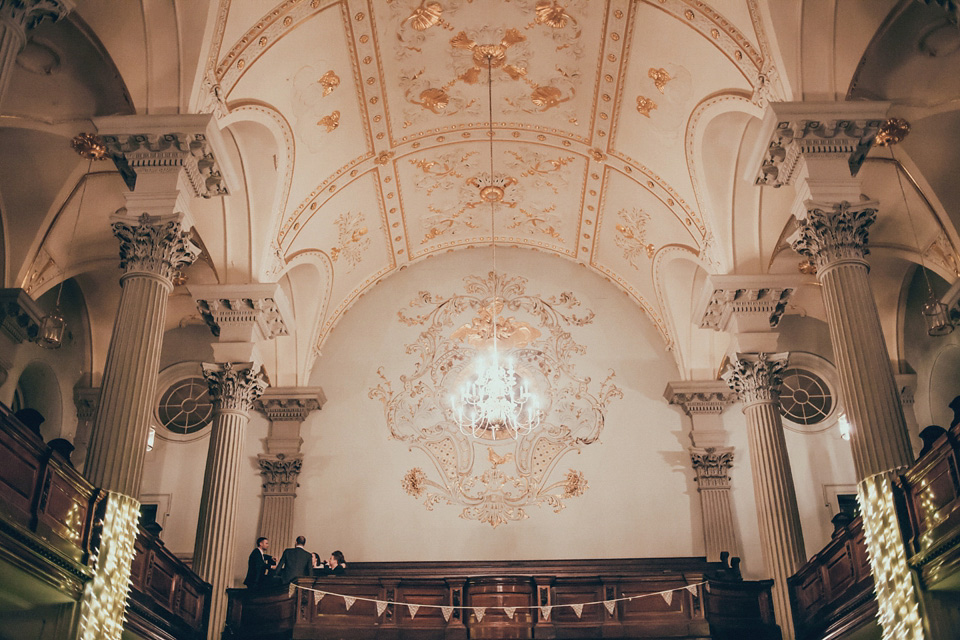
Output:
[
  {"left": 792, "top": 201, "right": 914, "bottom": 479},
  {"left": 83, "top": 214, "right": 199, "bottom": 497},
  {"left": 723, "top": 353, "right": 805, "bottom": 640},
  {"left": 0, "top": 288, "right": 43, "bottom": 388},
  {"left": 665, "top": 381, "right": 739, "bottom": 561},
  {"left": 71, "top": 386, "right": 98, "bottom": 468},
  {"left": 193, "top": 362, "right": 267, "bottom": 640},
  {"left": 0, "top": 0, "right": 71, "bottom": 107},
  {"left": 253, "top": 387, "right": 325, "bottom": 549}
]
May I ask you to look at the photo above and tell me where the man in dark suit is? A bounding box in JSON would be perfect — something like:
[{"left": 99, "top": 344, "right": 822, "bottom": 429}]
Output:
[
  {"left": 244, "top": 536, "right": 276, "bottom": 588},
  {"left": 276, "top": 535, "right": 313, "bottom": 584}
]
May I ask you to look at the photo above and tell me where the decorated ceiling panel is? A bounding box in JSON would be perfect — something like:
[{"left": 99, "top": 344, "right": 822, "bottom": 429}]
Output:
[{"left": 207, "top": 0, "right": 772, "bottom": 357}]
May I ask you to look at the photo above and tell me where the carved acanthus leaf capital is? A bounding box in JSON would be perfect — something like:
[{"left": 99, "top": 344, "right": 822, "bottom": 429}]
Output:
[
  {"left": 112, "top": 213, "right": 200, "bottom": 285},
  {"left": 258, "top": 454, "right": 302, "bottom": 494},
  {"left": 2, "top": 0, "right": 72, "bottom": 37},
  {"left": 73, "top": 386, "right": 100, "bottom": 420},
  {"left": 202, "top": 362, "right": 268, "bottom": 413},
  {"left": 690, "top": 446, "right": 735, "bottom": 488},
  {"left": 721, "top": 352, "right": 789, "bottom": 406},
  {"left": 791, "top": 201, "right": 877, "bottom": 271}
]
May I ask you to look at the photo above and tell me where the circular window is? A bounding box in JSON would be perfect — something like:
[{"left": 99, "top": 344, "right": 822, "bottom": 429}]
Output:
[
  {"left": 779, "top": 368, "right": 833, "bottom": 426},
  {"left": 157, "top": 377, "right": 213, "bottom": 435}
]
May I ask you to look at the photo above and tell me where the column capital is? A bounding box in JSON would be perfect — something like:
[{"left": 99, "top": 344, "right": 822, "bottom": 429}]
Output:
[
  {"left": 664, "top": 380, "right": 736, "bottom": 416},
  {"left": 690, "top": 446, "right": 735, "bottom": 488},
  {"left": 750, "top": 101, "right": 889, "bottom": 188},
  {"left": 94, "top": 114, "right": 235, "bottom": 199},
  {"left": 792, "top": 200, "right": 877, "bottom": 273},
  {"left": 202, "top": 362, "right": 267, "bottom": 413},
  {"left": 73, "top": 386, "right": 99, "bottom": 420},
  {"left": 0, "top": 287, "right": 42, "bottom": 344},
  {"left": 254, "top": 386, "right": 326, "bottom": 422},
  {"left": 189, "top": 283, "right": 293, "bottom": 342},
  {"left": 111, "top": 212, "right": 200, "bottom": 286},
  {"left": 257, "top": 453, "right": 303, "bottom": 495},
  {"left": 722, "top": 352, "right": 789, "bottom": 406},
  {"left": 0, "top": 0, "right": 72, "bottom": 42}
]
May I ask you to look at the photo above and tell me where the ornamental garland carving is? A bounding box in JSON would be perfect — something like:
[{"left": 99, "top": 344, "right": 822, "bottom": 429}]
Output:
[
  {"left": 112, "top": 213, "right": 201, "bottom": 284},
  {"left": 202, "top": 362, "right": 268, "bottom": 413},
  {"left": 614, "top": 208, "right": 655, "bottom": 268},
  {"left": 792, "top": 201, "right": 877, "bottom": 270},
  {"left": 369, "top": 271, "right": 621, "bottom": 527},
  {"left": 721, "top": 353, "right": 789, "bottom": 406}
]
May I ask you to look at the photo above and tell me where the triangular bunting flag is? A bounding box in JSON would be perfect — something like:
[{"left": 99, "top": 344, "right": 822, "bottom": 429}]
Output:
[
  {"left": 661, "top": 590, "right": 673, "bottom": 606},
  {"left": 314, "top": 591, "right": 324, "bottom": 605},
  {"left": 571, "top": 603, "right": 584, "bottom": 618},
  {"left": 288, "top": 583, "right": 296, "bottom": 598},
  {"left": 376, "top": 601, "right": 387, "bottom": 617},
  {"left": 540, "top": 606, "right": 552, "bottom": 621},
  {"left": 685, "top": 585, "right": 698, "bottom": 596},
  {"left": 441, "top": 606, "right": 454, "bottom": 622},
  {"left": 408, "top": 604, "right": 420, "bottom": 618},
  {"left": 504, "top": 607, "right": 516, "bottom": 619},
  {"left": 474, "top": 607, "right": 486, "bottom": 622},
  {"left": 603, "top": 600, "right": 616, "bottom": 615},
  {"left": 343, "top": 596, "right": 356, "bottom": 611},
  {"left": 705, "top": 582, "right": 711, "bottom": 593}
]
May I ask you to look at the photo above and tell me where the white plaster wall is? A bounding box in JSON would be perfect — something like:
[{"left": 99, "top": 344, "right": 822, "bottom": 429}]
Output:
[{"left": 298, "top": 248, "right": 699, "bottom": 561}]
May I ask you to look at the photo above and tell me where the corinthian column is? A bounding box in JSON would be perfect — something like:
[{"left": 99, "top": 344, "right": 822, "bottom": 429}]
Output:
[
  {"left": 193, "top": 362, "right": 267, "bottom": 640},
  {"left": 254, "top": 388, "right": 325, "bottom": 550},
  {"left": 792, "top": 201, "right": 913, "bottom": 478},
  {"left": 664, "top": 381, "right": 739, "bottom": 561},
  {"left": 723, "top": 353, "right": 805, "bottom": 640},
  {"left": 84, "top": 214, "right": 199, "bottom": 496},
  {"left": 0, "top": 0, "right": 71, "bottom": 107}
]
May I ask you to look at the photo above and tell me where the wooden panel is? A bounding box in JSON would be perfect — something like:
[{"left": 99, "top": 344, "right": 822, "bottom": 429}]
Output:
[
  {"left": 34, "top": 462, "right": 93, "bottom": 563},
  {"left": 0, "top": 424, "right": 42, "bottom": 523}
]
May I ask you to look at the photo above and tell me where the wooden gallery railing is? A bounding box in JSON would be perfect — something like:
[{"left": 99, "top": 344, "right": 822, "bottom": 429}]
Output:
[
  {"left": 0, "top": 402, "right": 211, "bottom": 640},
  {"left": 788, "top": 421, "right": 960, "bottom": 639},
  {"left": 225, "top": 556, "right": 779, "bottom": 639}
]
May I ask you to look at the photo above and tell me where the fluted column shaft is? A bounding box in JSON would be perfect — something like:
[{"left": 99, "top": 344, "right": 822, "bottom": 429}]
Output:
[
  {"left": 793, "top": 201, "right": 913, "bottom": 479},
  {"left": 690, "top": 447, "right": 737, "bottom": 561},
  {"left": 194, "top": 363, "right": 266, "bottom": 640},
  {"left": 257, "top": 455, "right": 302, "bottom": 550},
  {"left": 84, "top": 215, "right": 198, "bottom": 497},
  {"left": 724, "top": 354, "right": 805, "bottom": 640},
  {"left": 0, "top": 1, "right": 71, "bottom": 107}
]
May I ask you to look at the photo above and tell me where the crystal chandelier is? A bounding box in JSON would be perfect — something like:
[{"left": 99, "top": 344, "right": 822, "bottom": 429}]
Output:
[{"left": 449, "top": 53, "right": 542, "bottom": 439}]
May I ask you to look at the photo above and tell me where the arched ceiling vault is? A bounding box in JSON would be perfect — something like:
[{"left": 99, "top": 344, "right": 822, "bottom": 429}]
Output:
[{"left": 198, "top": 0, "right": 781, "bottom": 372}]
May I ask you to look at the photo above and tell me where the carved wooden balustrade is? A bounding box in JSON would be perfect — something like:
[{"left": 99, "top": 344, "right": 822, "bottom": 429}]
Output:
[
  {"left": 0, "top": 401, "right": 211, "bottom": 639},
  {"left": 898, "top": 423, "right": 960, "bottom": 590},
  {"left": 225, "top": 557, "right": 780, "bottom": 639},
  {"left": 787, "top": 516, "right": 877, "bottom": 640}
]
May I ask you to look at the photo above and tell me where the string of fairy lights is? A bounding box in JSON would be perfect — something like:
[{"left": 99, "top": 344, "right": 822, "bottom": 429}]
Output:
[{"left": 289, "top": 581, "right": 706, "bottom": 621}]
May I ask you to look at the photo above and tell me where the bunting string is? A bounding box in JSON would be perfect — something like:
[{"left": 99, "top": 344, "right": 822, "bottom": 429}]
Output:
[{"left": 290, "top": 581, "right": 707, "bottom": 617}]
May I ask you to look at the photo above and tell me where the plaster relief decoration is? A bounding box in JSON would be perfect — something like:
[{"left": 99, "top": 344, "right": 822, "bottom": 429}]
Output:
[
  {"left": 413, "top": 145, "right": 575, "bottom": 245},
  {"left": 614, "top": 207, "right": 656, "bottom": 268},
  {"left": 369, "top": 272, "right": 621, "bottom": 527},
  {"left": 391, "top": 1, "right": 585, "bottom": 124},
  {"left": 292, "top": 66, "right": 342, "bottom": 151},
  {"left": 328, "top": 211, "right": 370, "bottom": 272},
  {"left": 631, "top": 64, "right": 692, "bottom": 139}
]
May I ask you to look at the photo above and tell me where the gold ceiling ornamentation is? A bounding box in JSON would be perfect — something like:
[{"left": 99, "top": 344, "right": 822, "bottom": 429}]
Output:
[
  {"left": 317, "top": 110, "right": 340, "bottom": 132},
  {"left": 328, "top": 211, "right": 369, "bottom": 271},
  {"left": 648, "top": 67, "right": 671, "bottom": 93},
  {"left": 636, "top": 96, "right": 657, "bottom": 117},
  {"left": 615, "top": 208, "right": 656, "bottom": 267},
  {"left": 533, "top": 1, "right": 575, "bottom": 30},
  {"left": 404, "top": 1, "right": 447, "bottom": 32},
  {"left": 450, "top": 299, "right": 542, "bottom": 349},
  {"left": 317, "top": 69, "right": 340, "bottom": 96},
  {"left": 370, "top": 272, "right": 620, "bottom": 527},
  {"left": 414, "top": 147, "right": 573, "bottom": 244}
]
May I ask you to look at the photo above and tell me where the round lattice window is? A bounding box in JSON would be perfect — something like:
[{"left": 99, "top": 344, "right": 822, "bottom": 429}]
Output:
[
  {"left": 157, "top": 378, "right": 213, "bottom": 435},
  {"left": 779, "top": 368, "right": 834, "bottom": 426}
]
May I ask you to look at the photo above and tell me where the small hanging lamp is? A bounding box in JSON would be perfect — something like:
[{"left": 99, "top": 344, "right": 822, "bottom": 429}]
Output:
[{"left": 37, "top": 284, "right": 66, "bottom": 349}]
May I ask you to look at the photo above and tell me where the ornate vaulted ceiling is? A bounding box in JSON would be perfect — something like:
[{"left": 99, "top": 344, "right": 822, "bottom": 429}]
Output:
[{"left": 202, "top": 0, "right": 777, "bottom": 359}]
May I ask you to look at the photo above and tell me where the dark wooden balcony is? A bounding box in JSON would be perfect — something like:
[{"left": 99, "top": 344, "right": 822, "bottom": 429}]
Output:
[
  {"left": 0, "top": 401, "right": 211, "bottom": 639},
  {"left": 225, "top": 557, "right": 781, "bottom": 639},
  {"left": 787, "top": 516, "right": 877, "bottom": 640},
  {"left": 898, "top": 423, "right": 960, "bottom": 590}
]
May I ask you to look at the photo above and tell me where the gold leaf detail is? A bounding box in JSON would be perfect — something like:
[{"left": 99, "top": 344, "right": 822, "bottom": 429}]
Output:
[
  {"left": 535, "top": 1, "right": 571, "bottom": 28},
  {"left": 318, "top": 110, "right": 340, "bottom": 132},
  {"left": 530, "top": 85, "right": 568, "bottom": 110},
  {"left": 416, "top": 87, "right": 450, "bottom": 113},
  {"left": 406, "top": 1, "right": 443, "bottom": 31},
  {"left": 318, "top": 70, "right": 340, "bottom": 96},
  {"left": 636, "top": 96, "right": 657, "bottom": 117},
  {"left": 375, "top": 151, "right": 395, "bottom": 165},
  {"left": 648, "top": 67, "right": 671, "bottom": 93}
]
